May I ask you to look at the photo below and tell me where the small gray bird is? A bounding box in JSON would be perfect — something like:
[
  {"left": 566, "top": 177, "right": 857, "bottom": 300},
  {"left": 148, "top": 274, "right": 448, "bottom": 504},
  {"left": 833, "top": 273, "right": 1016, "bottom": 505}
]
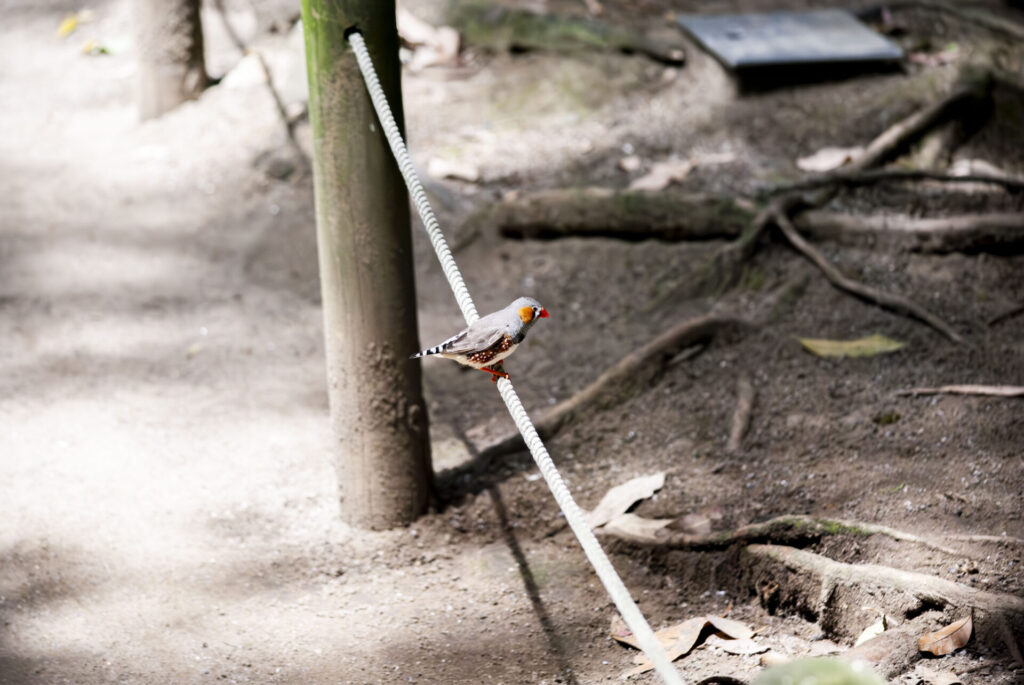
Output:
[{"left": 411, "top": 297, "right": 549, "bottom": 382}]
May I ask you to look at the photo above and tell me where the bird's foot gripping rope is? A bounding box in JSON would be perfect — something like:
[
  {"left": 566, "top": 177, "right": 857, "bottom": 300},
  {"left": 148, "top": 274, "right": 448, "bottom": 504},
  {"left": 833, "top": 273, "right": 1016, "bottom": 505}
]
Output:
[
  {"left": 482, "top": 362, "right": 510, "bottom": 382},
  {"left": 345, "top": 31, "right": 685, "bottom": 685}
]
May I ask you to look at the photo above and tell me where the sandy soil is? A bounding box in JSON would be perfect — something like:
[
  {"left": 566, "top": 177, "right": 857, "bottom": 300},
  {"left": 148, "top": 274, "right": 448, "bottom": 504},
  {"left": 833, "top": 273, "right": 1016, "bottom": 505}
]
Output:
[{"left": 2, "top": 1, "right": 1022, "bottom": 684}]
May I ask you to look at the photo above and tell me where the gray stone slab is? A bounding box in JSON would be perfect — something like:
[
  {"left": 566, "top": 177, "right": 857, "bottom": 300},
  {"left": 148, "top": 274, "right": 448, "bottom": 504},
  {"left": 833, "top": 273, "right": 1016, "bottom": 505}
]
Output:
[{"left": 677, "top": 9, "right": 903, "bottom": 69}]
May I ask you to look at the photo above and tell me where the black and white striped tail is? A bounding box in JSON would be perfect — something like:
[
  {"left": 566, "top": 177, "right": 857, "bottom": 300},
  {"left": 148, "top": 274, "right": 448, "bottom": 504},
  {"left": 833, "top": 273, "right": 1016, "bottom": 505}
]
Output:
[{"left": 410, "top": 333, "right": 460, "bottom": 359}]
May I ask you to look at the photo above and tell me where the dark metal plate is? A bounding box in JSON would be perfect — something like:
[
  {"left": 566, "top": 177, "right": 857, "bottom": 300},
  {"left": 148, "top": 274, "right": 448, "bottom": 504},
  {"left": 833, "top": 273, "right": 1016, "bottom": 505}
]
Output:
[{"left": 677, "top": 9, "right": 903, "bottom": 69}]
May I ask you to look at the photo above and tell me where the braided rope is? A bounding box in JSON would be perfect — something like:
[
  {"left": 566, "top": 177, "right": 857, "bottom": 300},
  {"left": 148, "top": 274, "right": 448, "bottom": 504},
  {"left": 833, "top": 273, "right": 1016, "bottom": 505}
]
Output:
[
  {"left": 347, "top": 31, "right": 685, "bottom": 685},
  {"left": 348, "top": 32, "right": 478, "bottom": 326}
]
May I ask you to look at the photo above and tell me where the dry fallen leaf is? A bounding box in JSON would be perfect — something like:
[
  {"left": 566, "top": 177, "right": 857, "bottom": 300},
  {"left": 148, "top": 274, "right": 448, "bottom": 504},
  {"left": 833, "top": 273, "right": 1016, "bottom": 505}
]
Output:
[
  {"left": 918, "top": 615, "right": 972, "bottom": 656},
  {"left": 706, "top": 634, "right": 768, "bottom": 655},
  {"left": 610, "top": 614, "right": 699, "bottom": 652},
  {"left": 601, "top": 513, "right": 674, "bottom": 542},
  {"left": 628, "top": 158, "right": 695, "bottom": 191},
  {"left": 659, "top": 616, "right": 707, "bottom": 656},
  {"left": 618, "top": 614, "right": 753, "bottom": 677},
  {"left": 609, "top": 615, "right": 637, "bottom": 646},
  {"left": 707, "top": 614, "right": 754, "bottom": 640},
  {"left": 798, "top": 334, "right": 905, "bottom": 359},
  {"left": 796, "top": 146, "right": 864, "bottom": 173},
  {"left": 58, "top": 14, "right": 79, "bottom": 38},
  {"left": 586, "top": 472, "right": 664, "bottom": 529},
  {"left": 854, "top": 615, "right": 886, "bottom": 647}
]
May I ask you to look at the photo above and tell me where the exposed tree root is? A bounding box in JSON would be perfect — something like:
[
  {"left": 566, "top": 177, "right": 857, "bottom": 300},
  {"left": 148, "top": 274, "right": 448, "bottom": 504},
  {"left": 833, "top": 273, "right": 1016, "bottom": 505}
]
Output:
[
  {"left": 605, "top": 517, "right": 1024, "bottom": 678},
  {"left": 947, "top": 533, "right": 1024, "bottom": 548},
  {"left": 766, "top": 168, "right": 1024, "bottom": 196},
  {"left": 845, "top": 69, "right": 992, "bottom": 173},
  {"left": 742, "top": 544, "right": 1024, "bottom": 657},
  {"left": 466, "top": 314, "right": 751, "bottom": 459},
  {"left": 774, "top": 211, "right": 966, "bottom": 344},
  {"left": 601, "top": 513, "right": 961, "bottom": 557},
  {"left": 793, "top": 210, "right": 1024, "bottom": 254},
  {"left": 725, "top": 374, "right": 753, "bottom": 454},
  {"left": 466, "top": 188, "right": 753, "bottom": 243},
  {"left": 702, "top": 192, "right": 821, "bottom": 293}
]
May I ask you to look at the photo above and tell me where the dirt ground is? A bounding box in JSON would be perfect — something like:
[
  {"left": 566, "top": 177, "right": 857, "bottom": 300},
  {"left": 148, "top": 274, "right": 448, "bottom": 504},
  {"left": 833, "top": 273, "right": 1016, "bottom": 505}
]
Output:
[{"left": 1, "top": 1, "right": 1022, "bottom": 684}]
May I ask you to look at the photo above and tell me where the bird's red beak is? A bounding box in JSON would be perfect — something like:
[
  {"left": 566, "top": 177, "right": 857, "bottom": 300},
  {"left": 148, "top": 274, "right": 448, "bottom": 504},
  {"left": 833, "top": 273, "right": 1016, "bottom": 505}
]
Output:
[{"left": 539, "top": 308, "right": 549, "bottom": 318}]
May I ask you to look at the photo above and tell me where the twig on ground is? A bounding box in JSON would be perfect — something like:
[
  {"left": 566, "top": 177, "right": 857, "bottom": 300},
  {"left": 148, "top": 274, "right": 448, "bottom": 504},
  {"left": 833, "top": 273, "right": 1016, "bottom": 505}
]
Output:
[
  {"left": 467, "top": 314, "right": 751, "bottom": 460},
  {"left": 989, "top": 303, "right": 1024, "bottom": 327},
  {"left": 793, "top": 211, "right": 1024, "bottom": 254},
  {"left": 726, "top": 374, "right": 753, "bottom": 453},
  {"left": 773, "top": 211, "right": 966, "bottom": 344},
  {"left": 895, "top": 384, "right": 1024, "bottom": 397}
]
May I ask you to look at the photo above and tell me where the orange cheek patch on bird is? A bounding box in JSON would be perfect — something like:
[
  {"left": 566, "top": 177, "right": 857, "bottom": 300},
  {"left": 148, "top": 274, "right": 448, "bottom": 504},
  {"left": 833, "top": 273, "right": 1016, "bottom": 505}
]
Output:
[{"left": 518, "top": 306, "right": 534, "bottom": 324}]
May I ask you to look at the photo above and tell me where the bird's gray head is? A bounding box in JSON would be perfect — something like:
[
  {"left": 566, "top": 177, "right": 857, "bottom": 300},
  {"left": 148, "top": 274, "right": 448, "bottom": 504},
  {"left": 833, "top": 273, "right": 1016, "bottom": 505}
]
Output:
[{"left": 508, "top": 296, "right": 549, "bottom": 327}]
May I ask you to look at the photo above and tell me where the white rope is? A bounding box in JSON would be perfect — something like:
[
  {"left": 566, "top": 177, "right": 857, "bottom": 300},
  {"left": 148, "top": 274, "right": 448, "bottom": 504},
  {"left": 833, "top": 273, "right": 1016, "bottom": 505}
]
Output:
[
  {"left": 347, "top": 31, "right": 685, "bottom": 685},
  {"left": 347, "top": 32, "right": 479, "bottom": 326}
]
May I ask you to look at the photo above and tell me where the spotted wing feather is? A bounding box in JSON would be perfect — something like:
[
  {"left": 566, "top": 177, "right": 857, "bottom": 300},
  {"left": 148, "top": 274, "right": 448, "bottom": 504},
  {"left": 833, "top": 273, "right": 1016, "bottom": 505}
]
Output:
[
  {"left": 440, "top": 325, "right": 506, "bottom": 355},
  {"left": 411, "top": 323, "right": 505, "bottom": 358}
]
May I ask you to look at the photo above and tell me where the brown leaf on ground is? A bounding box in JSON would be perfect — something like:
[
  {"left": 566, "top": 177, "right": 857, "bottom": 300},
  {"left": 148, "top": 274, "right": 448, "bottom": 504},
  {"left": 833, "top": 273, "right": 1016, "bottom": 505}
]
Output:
[
  {"left": 618, "top": 614, "right": 754, "bottom": 677},
  {"left": 918, "top": 615, "right": 972, "bottom": 656},
  {"left": 707, "top": 615, "right": 754, "bottom": 640}
]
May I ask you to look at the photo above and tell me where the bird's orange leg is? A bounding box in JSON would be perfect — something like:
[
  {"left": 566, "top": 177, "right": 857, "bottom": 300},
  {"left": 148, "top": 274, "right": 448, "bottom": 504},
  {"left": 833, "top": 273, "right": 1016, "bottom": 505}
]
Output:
[{"left": 480, "top": 362, "right": 510, "bottom": 383}]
